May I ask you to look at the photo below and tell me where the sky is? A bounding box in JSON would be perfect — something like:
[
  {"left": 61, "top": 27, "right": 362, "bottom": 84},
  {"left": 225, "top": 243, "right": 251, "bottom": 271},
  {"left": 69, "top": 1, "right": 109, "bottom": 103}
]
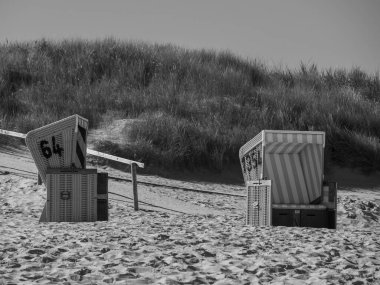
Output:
[{"left": 0, "top": 0, "right": 379, "bottom": 73}]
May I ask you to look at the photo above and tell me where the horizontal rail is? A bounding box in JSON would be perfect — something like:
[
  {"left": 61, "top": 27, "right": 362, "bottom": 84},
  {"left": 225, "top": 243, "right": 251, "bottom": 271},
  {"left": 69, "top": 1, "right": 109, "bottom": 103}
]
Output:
[
  {"left": 0, "top": 129, "right": 26, "bottom": 138},
  {"left": 0, "top": 163, "right": 245, "bottom": 199},
  {"left": 0, "top": 129, "right": 144, "bottom": 168},
  {"left": 87, "top": 149, "right": 144, "bottom": 168}
]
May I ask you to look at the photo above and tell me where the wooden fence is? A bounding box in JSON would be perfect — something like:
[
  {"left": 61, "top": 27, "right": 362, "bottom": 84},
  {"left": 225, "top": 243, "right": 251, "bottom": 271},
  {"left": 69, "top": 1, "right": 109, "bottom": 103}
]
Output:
[{"left": 0, "top": 129, "right": 144, "bottom": 210}]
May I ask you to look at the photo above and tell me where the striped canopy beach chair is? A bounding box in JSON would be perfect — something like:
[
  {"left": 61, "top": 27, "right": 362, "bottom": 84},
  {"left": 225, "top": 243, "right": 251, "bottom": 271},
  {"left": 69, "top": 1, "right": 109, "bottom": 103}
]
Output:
[{"left": 240, "top": 130, "right": 337, "bottom": 229}]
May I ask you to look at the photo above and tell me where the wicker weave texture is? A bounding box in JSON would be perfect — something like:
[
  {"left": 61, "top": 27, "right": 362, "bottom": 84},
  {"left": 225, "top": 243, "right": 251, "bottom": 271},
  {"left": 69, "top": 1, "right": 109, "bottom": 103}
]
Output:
[
  {"left": 46, "top": 169, "right": 97, "bottom": 222},
  {"left": 246, "top": 180, "right": 272, "bottom": 226},
  {"left": 25, "top": 115, "right": 88, "bottom": 184}
]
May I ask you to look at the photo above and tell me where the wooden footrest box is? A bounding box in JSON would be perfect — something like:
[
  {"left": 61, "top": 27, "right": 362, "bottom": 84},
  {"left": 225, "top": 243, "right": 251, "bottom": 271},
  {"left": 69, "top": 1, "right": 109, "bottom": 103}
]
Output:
[
  {"left": 40, "top": 168, "right": 108, "bottom": 222},
  {"left": 272, "top": 204, "right": 334, "bottom": 229}
]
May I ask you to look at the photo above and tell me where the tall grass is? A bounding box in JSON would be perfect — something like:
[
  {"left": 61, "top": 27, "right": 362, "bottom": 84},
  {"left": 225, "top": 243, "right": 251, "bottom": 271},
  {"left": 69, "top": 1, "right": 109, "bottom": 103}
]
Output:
[{"left": 1, "top": 39, "right": 380, "bottom": 173}]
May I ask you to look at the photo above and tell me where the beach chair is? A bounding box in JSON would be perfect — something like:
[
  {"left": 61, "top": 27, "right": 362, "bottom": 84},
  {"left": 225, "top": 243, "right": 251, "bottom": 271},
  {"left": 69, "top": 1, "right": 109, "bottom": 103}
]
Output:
[{"left": 240, "top": 130, "right": 337, "bottom": 229}]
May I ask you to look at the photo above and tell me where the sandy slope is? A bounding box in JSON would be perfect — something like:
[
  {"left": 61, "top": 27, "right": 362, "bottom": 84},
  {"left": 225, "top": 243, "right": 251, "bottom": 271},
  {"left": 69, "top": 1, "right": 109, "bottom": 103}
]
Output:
[
  {"left": 1, "top": 167, "right": 380, "bottom": 284},
  {"left": 0, "top": 144, "right": 230, "bottom": 216},
  {"left": 1, "top": 131, "right": 380, "bottom": 284},
  {"left": 1, "top": 174, "right": 380, "bottom": 285}
]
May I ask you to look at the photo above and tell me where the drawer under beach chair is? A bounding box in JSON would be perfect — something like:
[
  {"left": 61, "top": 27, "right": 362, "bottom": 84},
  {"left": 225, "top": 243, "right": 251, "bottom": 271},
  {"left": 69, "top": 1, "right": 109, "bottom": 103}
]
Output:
[
  {"left": 271, "top": 182, "right": 337, "bottom": 229},
  {"left": 272, "top": 204, "right": 328, "bottom": 228}
]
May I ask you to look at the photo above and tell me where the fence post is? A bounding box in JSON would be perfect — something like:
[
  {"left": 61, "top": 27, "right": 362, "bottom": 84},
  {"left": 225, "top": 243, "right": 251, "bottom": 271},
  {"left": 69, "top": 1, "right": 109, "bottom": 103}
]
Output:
[
  {"left": 37, "top": 173, "right": 42, "bottom": 185},
  {"left": 131, "top": 163, "right": 138, "bottom": 211}
]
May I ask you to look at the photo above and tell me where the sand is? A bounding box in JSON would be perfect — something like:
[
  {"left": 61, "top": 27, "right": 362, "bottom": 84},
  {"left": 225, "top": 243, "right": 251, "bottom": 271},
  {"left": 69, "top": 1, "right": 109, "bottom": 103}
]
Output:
[
  {"left": 1, "top": 136, "right": 380, "bottom": 284},
  {"left": 1, "top": 171, "right": 380, "bottom": 284}
]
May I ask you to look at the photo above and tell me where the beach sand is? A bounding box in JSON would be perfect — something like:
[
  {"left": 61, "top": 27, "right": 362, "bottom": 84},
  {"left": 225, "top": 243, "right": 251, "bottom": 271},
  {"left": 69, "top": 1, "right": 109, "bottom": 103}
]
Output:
[
  {"left": 1, "top": 132, "right": 380, "bottom": 284},
  {"left": 1, "top": 169, "right": 380, "bottom": 284}
]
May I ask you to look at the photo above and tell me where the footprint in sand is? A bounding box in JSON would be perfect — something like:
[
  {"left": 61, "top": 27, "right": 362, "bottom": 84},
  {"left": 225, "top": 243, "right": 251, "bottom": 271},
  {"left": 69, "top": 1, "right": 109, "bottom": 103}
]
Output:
[{"left": 27, "top": 249, "right": 45, "bottom": 255}]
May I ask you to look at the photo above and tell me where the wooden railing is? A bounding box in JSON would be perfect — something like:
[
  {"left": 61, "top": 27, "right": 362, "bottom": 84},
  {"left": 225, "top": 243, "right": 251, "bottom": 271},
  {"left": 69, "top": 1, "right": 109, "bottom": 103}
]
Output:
[{"left": 0, "top": 129, "right": 144, "bottom": 210}]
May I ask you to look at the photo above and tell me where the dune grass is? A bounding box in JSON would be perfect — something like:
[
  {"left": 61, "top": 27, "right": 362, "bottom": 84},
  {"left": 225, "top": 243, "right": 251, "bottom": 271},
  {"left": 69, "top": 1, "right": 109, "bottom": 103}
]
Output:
[{"left": 1, "top": 39, "right": 380, "bottom": 174}]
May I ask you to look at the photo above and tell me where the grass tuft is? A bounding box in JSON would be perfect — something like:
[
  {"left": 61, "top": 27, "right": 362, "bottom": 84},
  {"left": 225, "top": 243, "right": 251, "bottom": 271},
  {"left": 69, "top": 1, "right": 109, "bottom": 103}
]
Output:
[{"left": 1, "top": 39, "right": 379, "bottom": 174}]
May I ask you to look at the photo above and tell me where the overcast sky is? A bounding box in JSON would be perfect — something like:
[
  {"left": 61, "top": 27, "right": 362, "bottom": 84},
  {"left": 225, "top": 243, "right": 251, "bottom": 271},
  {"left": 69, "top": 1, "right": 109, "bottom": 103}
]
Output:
[{"left": 1, "top": 0, "right": 379, "bottom": 73}]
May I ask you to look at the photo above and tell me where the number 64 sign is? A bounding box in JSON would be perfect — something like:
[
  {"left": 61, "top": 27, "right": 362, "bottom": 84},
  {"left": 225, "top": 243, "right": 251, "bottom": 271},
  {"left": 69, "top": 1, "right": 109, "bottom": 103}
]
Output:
[
  {"left": 26, "top": 115, "right": 88, "bottom": 185},
  {"left": 40, "top": 136, "right": 64, "bottom": 158}
]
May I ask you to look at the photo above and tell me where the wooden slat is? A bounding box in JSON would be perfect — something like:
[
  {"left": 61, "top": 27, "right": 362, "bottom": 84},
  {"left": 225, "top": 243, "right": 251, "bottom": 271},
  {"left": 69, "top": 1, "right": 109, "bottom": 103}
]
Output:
[
  {"left": 0, "top": 129, "right": 26, "bottom": 138},
  {"left": 87, "top": 149, "right": 144, "bottom": 168},
  {"left": 131, "top": 163, "right": 138, "bottom": 211}
]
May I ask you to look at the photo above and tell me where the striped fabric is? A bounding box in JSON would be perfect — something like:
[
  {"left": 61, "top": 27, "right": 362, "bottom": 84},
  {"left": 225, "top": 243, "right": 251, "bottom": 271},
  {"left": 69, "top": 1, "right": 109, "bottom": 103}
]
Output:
[
  {"left": 263, "top": 145, "right": 323, "bottom": 204},
  {"left": 239, "top": 130, "right": 325, "bottom": 205},
  {"left": 299, "top": 144, "right": 323, "bottom": 203},
  {"left": 264, "top": 131, "right": 324, "bottom": 146},
  {"left": 25, "top": 115, "right": 89, "bottom": 184},
  {"left": 264, "top": 142, "right": 307, "bottom": 154},
  {"left": 262, "top": 131, "right": 325, "bottom": 205},
  {"left": 272, "top": 204, "right": 326, "bottom": 210},
  {"left": 73, "top": 124, "right": 88, "bottom": 169},
  {"left": 264, "top": 153, "right": 309, "bottom": 204}
]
